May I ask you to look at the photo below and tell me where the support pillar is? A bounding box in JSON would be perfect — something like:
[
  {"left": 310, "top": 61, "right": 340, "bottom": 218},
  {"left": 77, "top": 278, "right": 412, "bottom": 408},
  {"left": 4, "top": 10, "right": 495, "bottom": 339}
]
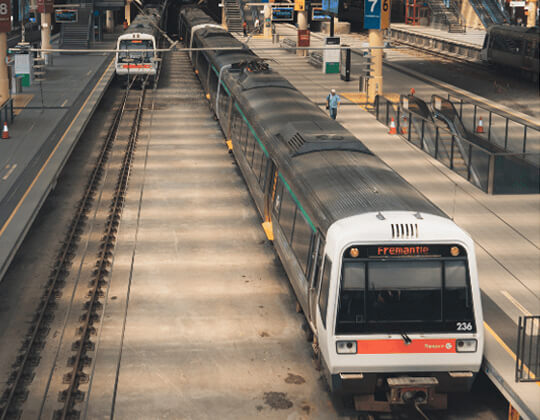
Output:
[
  {"left": 41, "top": 12, "right": 52, "bottom": 65},
  {"left": 106, "top": 10, "right": 114, "bottom": 32},
  {"left": 297, "top": 10, "right": 307, "bottom": 56},
  {"left": 526, "top": 0, "right": 537, "bottom": 26},
  {"left": 263, "top": 5, "right": 271, "bottom": 39},
  {"left": 367, "top": 29, "right": 383, "bottom": 103},
  {"left": 125, "top": 0, "right": 131, "bottom": 25},
  {"left": 0, "top": 33, "right": 9, "bottom": 106},
  {"left": 222, "top": 4, "right": 227, "bottom": 30}
]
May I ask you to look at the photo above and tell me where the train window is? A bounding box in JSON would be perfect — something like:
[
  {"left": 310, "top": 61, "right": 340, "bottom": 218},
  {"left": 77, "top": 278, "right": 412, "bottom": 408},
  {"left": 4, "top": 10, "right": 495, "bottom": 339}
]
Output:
[
  {"left": 443, "top": 261, "right": 473, "bottom": 321},
  {"left": 291, "top": 210, "right": 313, "bottom": 275},
  {"left": 279, "top": 188, "right": 296, "bottom": 243},
  {"left": 231, "top": 108, "right": 242, "bottom": 144},
  {"left": 246, "top": 131, "right": 256, "bottom": 166},
  {"left": 492, "top": 35, "right": 521, "bottom": 54},
  {"left": 252, "top": 141, "right": 263, "bottom": 181},
  {"left": 273, "top": 178, "right": 284, "bottom": 217},
  {"left": 318, "top": 257, "right": 332, "bottom": 329},
  {"left": 335, "top": 254, "right": 476, "bottom": 334},
  {"left": 258, "top": 155, "right": 268, "bottom": 188},
  {"left": 198, "top": 53, "right": 209, "bottom": 83},
  {"left": 218, "top": 90, "right": 230, "bottom": 122},
  {"left": 337, "top": 262, "right": 366, "bottom": 327},
  {"left": 209, "top": 70, "right": 218, "bottom": 98},
  {"left": 367, "top": 260, "right": 442, "bottom": 322},
  {"left": 118, "top": 39, "right": 154, "bottom": 63},
  {"left": 241, "top": 121, "right": 250, "bottom": 153}
]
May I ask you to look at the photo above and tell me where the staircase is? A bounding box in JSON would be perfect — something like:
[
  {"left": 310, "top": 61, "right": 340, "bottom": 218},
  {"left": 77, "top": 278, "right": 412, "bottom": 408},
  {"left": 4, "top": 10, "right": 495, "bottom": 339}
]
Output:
[
  {"left": 60, "top": 6, "right": 92, "bottom": 49},
  {"left": 468, "top": 0, "right": 510, "bottom": 26},
  {"left": 224, "top": 0, "right": 243, "bottom": 32},
  {"left": 426, "top": 0, "right": 466, "bottom": 32}
]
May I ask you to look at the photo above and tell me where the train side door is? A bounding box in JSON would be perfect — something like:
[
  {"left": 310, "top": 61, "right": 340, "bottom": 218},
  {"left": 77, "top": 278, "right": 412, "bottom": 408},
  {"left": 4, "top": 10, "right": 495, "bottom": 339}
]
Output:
[
  {"left": 307, "top": 235, "right": 324, "bottom": 331},
  {"left": 264, "top": 162, "right": 279, "bottom": 229}
]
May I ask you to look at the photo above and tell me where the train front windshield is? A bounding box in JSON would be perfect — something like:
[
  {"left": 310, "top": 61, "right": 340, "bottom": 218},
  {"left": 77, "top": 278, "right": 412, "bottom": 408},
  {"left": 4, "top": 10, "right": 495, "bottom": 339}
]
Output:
[
  {"left": 336, "top": 245, "right": 475, "bottom": 335},
  {"left": 118, "top": 40, "right": 154, "bottom": 63}
]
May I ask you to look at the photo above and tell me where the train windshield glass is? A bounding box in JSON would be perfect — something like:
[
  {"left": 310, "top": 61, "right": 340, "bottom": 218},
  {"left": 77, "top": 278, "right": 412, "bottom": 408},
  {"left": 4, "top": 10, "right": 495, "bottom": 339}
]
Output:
[
  {"left": 336, "top": 258, "right": 475, "bottom": 334},
  {"left": 118, "top": 40, "right": 154, "bottom": 63}
]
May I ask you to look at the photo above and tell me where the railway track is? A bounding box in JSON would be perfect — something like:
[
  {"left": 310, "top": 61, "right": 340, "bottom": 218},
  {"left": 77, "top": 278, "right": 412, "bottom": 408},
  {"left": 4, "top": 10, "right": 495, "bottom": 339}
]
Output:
[{"left": 0, "top": 75, "right": 149, "bottom": 420}]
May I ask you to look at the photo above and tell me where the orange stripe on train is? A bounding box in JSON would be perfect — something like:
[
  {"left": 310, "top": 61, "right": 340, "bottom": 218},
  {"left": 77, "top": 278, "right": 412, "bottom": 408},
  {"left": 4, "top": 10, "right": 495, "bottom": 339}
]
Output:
[{"left": 356, "top": 339, "right": 456, "bottom": 354}]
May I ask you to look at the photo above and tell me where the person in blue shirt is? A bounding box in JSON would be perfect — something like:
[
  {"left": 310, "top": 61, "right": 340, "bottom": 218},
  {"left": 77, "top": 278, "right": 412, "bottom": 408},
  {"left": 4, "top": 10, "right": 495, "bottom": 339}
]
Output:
[{"left": 326, "top": 89, "right": 340, "bottom": 120}]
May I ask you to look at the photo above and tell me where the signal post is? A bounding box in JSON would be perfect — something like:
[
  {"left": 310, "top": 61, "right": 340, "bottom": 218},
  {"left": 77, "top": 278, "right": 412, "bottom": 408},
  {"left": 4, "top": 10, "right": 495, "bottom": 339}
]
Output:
[{"left": 0, "top": 0, "right": 10, "bottom": 106}]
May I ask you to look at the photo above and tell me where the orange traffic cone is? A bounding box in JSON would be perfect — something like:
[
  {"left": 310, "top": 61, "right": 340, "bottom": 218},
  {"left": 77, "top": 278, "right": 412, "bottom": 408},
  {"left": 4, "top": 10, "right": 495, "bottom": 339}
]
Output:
[
  {"left": 476, "top": 117, "right": 484, "bottom": 133},
  {"left": 2, "top": 122, "right": 9, "bottom": 139},
  {"left": 388, "top": 117, "right": 397, "bottom": 134}
]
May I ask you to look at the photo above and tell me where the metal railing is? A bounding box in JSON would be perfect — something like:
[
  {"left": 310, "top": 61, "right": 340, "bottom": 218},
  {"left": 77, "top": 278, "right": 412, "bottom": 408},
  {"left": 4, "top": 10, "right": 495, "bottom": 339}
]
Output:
[
  {"left": 446, "top": 93, "right": 540, "bottom": 159},
  {"left": 516, "top": 316, "right": 539, "bottom": 383},
  {"left": 374, "top": 95, "right": 540, "bottom": 194}
]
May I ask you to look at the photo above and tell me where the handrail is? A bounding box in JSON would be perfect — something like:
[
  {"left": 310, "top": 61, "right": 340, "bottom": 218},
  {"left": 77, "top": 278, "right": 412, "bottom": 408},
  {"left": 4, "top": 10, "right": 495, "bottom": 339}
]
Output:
[{"left": 374, "top": 95, "right": 540, "bottom": 194}]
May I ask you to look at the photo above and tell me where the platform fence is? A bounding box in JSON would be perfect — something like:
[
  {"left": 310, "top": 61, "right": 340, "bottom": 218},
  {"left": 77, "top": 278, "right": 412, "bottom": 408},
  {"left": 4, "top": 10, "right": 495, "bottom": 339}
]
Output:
[
  {"left": 374, "top": 95, "right": 540, "bottom": 194},
  {"left": 516, "top": 315, "right": 540, "bottom": 383},
  {"left": 446, "top": 93, "right": 540, "bottom": 160}
]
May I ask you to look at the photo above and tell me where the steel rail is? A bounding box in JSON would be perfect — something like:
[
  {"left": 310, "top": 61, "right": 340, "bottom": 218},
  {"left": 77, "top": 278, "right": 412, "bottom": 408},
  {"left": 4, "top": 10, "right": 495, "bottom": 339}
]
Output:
[
  {"left": 0, "top": 77, "right": 137, "bottom": 420},
  {"left": 55, "top": 75, "right": 148, "bottom": 420}
]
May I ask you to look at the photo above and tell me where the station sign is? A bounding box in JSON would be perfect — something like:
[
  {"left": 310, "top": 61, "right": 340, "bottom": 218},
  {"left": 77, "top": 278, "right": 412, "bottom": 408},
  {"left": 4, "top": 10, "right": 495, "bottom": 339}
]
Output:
[
  {"left": 37, "top": 0, "right": 54, "bottom": 14},
  {"left": 321, "top": 0, "right": 339, "bottom": 14},
  {"left": 364, "top": 0, "right": 391, "bottom": 29},
  {"left": 271, "top": 7, "right": 294, "bottom": 21},
  {"left": 55, "top": 9, "right": 78, "bottom": 23},
  {"left": 312, "top": 8, "right": 331, "bottom": 20},
  {"left": 0, "top": 0, "right": 11, "bottom": 33},
  {"left": 323, "top": 36, "right": 340, "bottom": 74},
  {"left": 298, "top": 29, "right": 310, "bottom": 47}
]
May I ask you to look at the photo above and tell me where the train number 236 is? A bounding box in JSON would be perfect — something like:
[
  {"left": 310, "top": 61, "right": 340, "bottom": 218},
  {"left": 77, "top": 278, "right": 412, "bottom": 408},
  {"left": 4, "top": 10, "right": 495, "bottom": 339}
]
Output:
[{"left": 456, "top": 322, "right": 473, "bottom": 331}]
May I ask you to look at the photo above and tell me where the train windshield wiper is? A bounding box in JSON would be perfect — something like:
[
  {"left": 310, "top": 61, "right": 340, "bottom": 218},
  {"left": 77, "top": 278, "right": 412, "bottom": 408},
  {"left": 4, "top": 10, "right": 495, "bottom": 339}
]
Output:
[{"left": 401, "top": 332, "right": 412, "bottom": 345}]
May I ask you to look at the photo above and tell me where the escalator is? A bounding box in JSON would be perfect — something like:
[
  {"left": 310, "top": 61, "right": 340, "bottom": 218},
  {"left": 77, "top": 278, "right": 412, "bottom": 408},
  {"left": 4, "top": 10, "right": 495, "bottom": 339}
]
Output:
[{"left": 467, "top": 0, "right": 510, "bottom": 27}]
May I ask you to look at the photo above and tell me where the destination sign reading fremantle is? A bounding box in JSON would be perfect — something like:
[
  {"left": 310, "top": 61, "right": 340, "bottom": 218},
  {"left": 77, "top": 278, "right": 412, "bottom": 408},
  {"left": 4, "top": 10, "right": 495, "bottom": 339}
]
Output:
[{"left": 376, "top": 246, "right": 430, "bottom": 256}]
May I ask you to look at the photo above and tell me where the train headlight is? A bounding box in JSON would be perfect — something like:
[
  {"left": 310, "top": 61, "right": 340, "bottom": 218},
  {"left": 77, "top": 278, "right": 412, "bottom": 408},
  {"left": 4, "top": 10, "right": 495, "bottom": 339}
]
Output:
[
  {"left": 349, "top": 248, "right": 359, "bottom": 258},
  {"left": 456, "top": 339, "right": 477, "bottom": 352},
  {"left": 336, "top": 341, "right": 357, "bottom": 354},
  {"left": 450, "top": 246, "right": 460, "bottom": 257}
]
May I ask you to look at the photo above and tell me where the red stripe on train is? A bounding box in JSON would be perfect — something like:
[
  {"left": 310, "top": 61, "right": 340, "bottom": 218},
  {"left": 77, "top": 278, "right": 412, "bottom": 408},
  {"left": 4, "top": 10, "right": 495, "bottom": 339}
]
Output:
[
  {"left": 122, "top": 64, "right": 152, "bottom": 69},
  {"left": 356, "top": 339, "right": 457, "bottom": 354}
]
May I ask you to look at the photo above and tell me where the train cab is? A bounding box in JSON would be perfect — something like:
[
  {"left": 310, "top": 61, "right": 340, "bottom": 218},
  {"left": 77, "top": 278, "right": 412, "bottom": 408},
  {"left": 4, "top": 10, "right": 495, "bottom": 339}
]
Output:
[{"left": 317, "top": 212, "right": 484, "bottom": 410}]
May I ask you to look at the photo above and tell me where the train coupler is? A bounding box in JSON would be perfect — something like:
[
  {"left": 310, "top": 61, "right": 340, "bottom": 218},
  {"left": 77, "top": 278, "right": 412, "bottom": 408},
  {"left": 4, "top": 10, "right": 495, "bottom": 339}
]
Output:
[{"left": 387, "top": 377, "right": 446, "bottom": 409}]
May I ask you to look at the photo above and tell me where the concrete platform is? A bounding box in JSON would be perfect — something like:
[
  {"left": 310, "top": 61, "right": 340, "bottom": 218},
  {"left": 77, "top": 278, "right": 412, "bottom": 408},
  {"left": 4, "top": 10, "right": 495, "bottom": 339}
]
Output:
[
  {"left": 0, "top": 34, "right": 118, "bottom": 281},
  {"left": 246, "top": 31, "right": 540, "bottom": 420},
  {"left": 391, "top": 23, "right": 486, "bottom": 48}
]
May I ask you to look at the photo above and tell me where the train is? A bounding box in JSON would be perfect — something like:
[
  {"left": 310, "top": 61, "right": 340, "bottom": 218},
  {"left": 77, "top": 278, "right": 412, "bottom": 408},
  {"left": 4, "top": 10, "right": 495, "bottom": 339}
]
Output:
[
  {"left": 179, "top": 6, "right": 484, "bottom": 413},
  {"left": 480, "top": 24, "right": 539, "bottom": 82},
  {"left": 115, "top": 3, "right": 165, "bottom": 82}
]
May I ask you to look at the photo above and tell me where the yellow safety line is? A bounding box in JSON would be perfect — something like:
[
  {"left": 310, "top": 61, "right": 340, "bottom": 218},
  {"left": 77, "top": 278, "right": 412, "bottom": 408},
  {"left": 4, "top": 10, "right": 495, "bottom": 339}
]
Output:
[
  {"left": 0, "top": 59, "right": 114, "bottom": 239},
  {"left": 484, "top": 321, "right": 539, "bottom": 385}
]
